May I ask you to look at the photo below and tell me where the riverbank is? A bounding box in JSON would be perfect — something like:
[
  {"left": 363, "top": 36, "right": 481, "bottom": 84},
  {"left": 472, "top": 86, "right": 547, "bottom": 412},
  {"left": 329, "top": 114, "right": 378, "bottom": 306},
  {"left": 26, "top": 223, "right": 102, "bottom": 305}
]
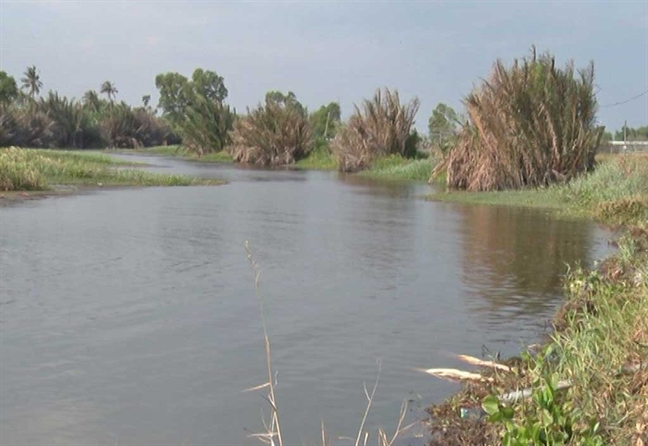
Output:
[
  {"left": 128, "top": 144, "right": 435, "bottom": 181},
  {"left": 425, "top": 154, "right": 647, "bottom": 445},
  {"left": 429, "top": 153, "right": 648, "bottom": 227},
  {"left": 111, "top": 145, "right": 234, "bottom": 163},
  {"left": 0, "top": 147, "right": 222, "bottom": 195}
]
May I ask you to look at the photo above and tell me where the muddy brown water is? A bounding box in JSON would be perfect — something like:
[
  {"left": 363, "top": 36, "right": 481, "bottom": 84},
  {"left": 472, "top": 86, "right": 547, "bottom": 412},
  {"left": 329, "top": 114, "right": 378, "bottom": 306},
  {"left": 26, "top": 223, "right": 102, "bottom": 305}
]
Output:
[{"left": 0, "top": 154, "right": 612, "bottom": 445}]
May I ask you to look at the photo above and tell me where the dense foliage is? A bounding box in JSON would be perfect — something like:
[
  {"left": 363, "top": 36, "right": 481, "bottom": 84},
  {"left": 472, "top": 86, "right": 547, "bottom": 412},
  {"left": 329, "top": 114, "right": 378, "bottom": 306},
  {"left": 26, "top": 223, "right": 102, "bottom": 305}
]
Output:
[
  {"left": 0, "top": 68, "right": 177, "bottom": 149},
  {"left": 155, "top": 68, "right": 234, "bottom": 154}
]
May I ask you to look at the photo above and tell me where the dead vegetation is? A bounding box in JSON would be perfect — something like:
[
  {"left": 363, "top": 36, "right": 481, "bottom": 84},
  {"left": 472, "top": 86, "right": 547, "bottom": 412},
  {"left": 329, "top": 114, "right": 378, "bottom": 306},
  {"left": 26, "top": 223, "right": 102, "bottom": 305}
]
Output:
[
  {"left": 228, "top": 92, "right": 313, "bottom": 166},
  {"left": 434, "top": 47, "right": 603, "bottom": 191},
  {"left": 331, "top": 88, "right": 420, "bottom": 173}
]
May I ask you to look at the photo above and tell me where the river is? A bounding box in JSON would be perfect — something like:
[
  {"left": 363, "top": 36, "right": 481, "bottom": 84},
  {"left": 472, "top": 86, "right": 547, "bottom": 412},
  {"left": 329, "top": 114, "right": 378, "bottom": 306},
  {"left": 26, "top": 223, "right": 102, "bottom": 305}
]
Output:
[{"left": 0, "top": 154, "right": 612, "bottom": 445}]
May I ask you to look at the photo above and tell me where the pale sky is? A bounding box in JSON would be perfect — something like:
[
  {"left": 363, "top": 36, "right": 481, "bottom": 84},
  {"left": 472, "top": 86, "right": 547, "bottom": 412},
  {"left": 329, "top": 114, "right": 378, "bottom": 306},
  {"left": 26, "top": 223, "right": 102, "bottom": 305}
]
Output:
[{"left": 1, "top": 0, "right": 647, "bottom": 133}]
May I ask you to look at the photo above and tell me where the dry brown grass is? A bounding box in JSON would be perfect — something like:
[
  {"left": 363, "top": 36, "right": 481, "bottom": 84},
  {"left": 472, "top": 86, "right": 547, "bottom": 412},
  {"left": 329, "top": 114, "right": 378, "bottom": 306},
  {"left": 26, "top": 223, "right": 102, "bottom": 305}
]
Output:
[
  {"left": 435, "top": 47, "right": 602, "bottom": 191},
  {"left": 331, "top": 88, "right": 420, "bottom": 172},
  {"left": 228, "top": 93, "right": 312, "bottom": 166}
]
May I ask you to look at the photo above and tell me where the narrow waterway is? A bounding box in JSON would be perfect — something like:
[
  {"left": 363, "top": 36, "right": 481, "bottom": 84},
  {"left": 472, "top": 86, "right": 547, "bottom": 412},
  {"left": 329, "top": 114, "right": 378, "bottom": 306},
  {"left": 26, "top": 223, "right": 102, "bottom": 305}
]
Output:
[{"left": 0, "top": 154, "right": 612, "bottom": 445}]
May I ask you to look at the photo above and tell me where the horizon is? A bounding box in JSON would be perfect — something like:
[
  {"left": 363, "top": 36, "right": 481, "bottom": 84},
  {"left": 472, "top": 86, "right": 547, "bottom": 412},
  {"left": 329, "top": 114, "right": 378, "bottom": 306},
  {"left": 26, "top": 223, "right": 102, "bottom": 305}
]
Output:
[{"left": 1, "top": 1, "right": 646, "bottom": 134}]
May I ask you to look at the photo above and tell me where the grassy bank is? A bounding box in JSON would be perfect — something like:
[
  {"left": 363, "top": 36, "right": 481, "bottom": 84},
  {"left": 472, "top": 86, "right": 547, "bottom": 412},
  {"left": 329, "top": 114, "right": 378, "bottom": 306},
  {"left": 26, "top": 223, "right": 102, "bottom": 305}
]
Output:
[
  {"left": 426, "top": 154, "right": 648, "bottom": 445},
  {"left": 430, "top": 154, "right": 648, "bottom": 227},
  {"left": 360, "top": 154, "right": 434, "bottom": 181},
  {"left": 427, "top": 230, "right": 647, "bottom": 445},
  {"left": 0, "top": 147, "right": 221, "bottom": 192},
  {"left": 294, "top": 144, "right": 338, "bottom": 170},
  {"left": 131, "top": 143, "right": 435, "bottom": 182},
  {"left": 115, "top": 145, "right": 234, "bottom": 163}
]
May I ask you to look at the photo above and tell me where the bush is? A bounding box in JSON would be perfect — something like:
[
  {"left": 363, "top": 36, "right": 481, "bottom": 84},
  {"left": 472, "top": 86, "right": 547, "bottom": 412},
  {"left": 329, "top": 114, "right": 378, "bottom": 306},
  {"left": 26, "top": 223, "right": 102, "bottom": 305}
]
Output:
[
  {"left": 331, "top": 88, "right": 420, "bottom": 172},
  {"left": 228, "top": 91, "right": 313, "bottom": 165},
  {"left": 179, "top": 96, "right": 234, "bottom": 155},
  {"left": 437, "top": 47, "right": 603, "bottom": 191},
  {"left": 100, "top": 103, "right": 178, "bottom": 148}
]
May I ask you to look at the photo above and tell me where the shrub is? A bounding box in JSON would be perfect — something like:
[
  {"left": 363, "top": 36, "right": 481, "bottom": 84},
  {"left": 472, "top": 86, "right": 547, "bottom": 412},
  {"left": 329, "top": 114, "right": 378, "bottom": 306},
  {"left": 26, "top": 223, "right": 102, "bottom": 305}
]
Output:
[
  {"left": 179, "top": 96, "right": 234, "bottom": 155},
  {"left": 331, "top": 88, "right": 420, "bottom": 172},
  {"left": 228, "top": 91, "right": 312, "bottom": 165},
  {"left": 436, "top": 47, "right": 603, "bottom": 191},
  {"left": 100, "top": 103, "right": 177, "bottom": 148}
]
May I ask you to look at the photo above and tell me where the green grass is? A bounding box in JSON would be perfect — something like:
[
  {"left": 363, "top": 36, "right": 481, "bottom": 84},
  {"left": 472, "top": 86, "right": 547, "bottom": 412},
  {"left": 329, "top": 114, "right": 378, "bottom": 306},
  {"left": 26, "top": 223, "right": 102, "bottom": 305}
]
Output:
[
  {"left": 360, "top": 154, "right": 434, "bottom": 181},
  {"left": 294, "top": 143, "right": 337, "bottom": 170},
  {"left": 118, "top": 145, "right": 234, "bottom": 163},
  {"left": 0, "top": 147, "right": 222, "bottom": 191},
  {"left": 430, "top": 153, "right": 648, "bottom": 227}
]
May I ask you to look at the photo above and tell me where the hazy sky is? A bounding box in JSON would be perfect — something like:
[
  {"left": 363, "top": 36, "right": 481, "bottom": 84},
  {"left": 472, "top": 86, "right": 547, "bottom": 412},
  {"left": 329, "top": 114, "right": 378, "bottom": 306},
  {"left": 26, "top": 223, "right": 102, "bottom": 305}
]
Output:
[{"left": 1, "top": 0, "right": 647, "bottom": 132}]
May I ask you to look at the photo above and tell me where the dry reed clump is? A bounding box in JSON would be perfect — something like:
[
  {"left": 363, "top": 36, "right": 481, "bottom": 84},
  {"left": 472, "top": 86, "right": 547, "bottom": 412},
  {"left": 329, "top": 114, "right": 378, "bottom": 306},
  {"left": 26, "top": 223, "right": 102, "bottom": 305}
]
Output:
[
  {"left": 228, "top": 93, "right": 312, "bottom": 166},
  {"left": 436, "top": 47, "right": 603, "bottom": 191},
  {"left": 332, "top": 88, "right": 420, "bottom": 173}
]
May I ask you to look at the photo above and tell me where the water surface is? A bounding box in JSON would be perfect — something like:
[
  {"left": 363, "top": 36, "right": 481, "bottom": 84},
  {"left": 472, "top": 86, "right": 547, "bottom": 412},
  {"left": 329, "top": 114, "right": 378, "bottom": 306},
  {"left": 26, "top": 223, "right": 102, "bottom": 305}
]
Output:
[{"left": 0, "top": 155, "right": 611, "bottom": 445}]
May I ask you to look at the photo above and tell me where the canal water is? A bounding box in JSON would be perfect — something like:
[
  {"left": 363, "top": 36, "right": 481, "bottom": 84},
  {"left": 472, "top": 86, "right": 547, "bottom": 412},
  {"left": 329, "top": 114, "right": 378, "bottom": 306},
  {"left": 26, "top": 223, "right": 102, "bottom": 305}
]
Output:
[{"left": 0, "top": 154, "right": 612, "bottom": 445}]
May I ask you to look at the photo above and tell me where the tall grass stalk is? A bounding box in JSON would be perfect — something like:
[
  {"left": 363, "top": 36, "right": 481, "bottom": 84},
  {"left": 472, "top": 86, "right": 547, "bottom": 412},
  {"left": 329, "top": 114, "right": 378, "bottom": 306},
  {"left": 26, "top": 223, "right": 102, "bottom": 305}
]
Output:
[{"left": 243, "top": 242, "right": 414, "bottom": 446}]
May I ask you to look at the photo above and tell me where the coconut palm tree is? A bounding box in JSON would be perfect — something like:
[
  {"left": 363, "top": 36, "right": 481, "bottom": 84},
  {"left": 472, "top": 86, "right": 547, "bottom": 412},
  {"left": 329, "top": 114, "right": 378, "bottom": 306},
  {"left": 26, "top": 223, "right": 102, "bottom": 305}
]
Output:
[
  {"left": 100, "top": 81, "right": 118, "bottom": 102},
  {"left": 21, "top": 66, "right": 43, "bottom": 99}
]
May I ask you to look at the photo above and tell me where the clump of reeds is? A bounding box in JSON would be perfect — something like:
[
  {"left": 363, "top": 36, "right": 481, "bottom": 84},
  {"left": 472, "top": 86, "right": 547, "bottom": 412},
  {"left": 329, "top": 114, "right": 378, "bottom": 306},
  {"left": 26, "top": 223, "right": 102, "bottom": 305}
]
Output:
[
  {"left": 228, "top": 93, "right": 313, "bottom": 166},
  {"left": 100, "top": 103, "right": 178, "bottom": 149},
  {"left": 179, "top": 97, "right": 234, "bottom": 155},
  {"left": 331, "top": 88, "right": 420, "bottom": 173},
  {"left": 435, "top": 47, "right": 603, "bottom": 191}
]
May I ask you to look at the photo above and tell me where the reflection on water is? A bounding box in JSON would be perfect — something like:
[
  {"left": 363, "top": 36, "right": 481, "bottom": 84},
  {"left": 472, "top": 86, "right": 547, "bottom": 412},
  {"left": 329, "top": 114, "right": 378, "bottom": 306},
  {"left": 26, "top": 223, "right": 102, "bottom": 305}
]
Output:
[
  {"left": 458, "top": 205, "right": 606, "bottom": 332},
  {"left": 0, "top": 156, "right": 612, "bottom": 445}
]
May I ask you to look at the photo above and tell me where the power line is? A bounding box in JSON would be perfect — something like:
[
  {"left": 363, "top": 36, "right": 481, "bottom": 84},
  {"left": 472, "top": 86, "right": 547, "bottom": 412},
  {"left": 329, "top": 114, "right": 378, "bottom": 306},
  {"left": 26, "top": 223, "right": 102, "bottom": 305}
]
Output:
[{"left": 600, "top": 89, "right": 648, "bottom": 108}]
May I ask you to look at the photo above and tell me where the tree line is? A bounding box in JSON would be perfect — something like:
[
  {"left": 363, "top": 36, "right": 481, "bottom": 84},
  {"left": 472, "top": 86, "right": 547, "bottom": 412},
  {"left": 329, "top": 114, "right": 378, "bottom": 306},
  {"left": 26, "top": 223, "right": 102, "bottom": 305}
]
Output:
[{"left": 2, "top": 47, "right": 643, "bottom": 192}]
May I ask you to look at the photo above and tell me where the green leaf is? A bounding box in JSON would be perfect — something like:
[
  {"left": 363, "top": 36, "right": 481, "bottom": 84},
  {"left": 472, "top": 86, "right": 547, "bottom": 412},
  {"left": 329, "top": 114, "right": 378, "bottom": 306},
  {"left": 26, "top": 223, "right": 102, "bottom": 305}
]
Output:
[
  {"left": 482, "top": 395, "right": 500, "bottom": 415},
  {"left": 488, "top": 411, "right": 504, "bottom": 423},
  {"left": 501, "top": 406, "right": 515, "bottom": 420},
  {"left": 541, "top": 409, "right": 554, "bottom": 427}
]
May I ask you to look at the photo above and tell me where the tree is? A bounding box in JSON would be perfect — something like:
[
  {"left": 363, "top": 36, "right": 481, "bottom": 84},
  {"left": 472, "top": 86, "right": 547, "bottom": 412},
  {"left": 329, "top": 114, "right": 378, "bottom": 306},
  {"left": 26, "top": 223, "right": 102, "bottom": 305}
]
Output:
[
  {"left": 309, "top": 102, "right": 341, "bottom": 139},
  {"left": 82, "top": 90, "right": 101, "bottom": 111},
  {"left": 21, "top": 65, "right": 43, "bottom": 99},
  {"left": 155, "top": 68, "right": 233, "bottom": 154},
  {"left": 614, "top": 125, "right": 648, "bottom": 141},
  {"left": 428, "top": 103, "right": 461, "bottom": 153},
  {"left": 155, "top": 72, "right": 192, "bottom": 123},
  {"left": 100, "top": 81, "right": 118, "bottom": 102},
  {"left": 0, "top": 71, "right": 18, "bottom": 105},
  {"left": 191, "top": 68, "right": 227, "bottom": 103}
]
